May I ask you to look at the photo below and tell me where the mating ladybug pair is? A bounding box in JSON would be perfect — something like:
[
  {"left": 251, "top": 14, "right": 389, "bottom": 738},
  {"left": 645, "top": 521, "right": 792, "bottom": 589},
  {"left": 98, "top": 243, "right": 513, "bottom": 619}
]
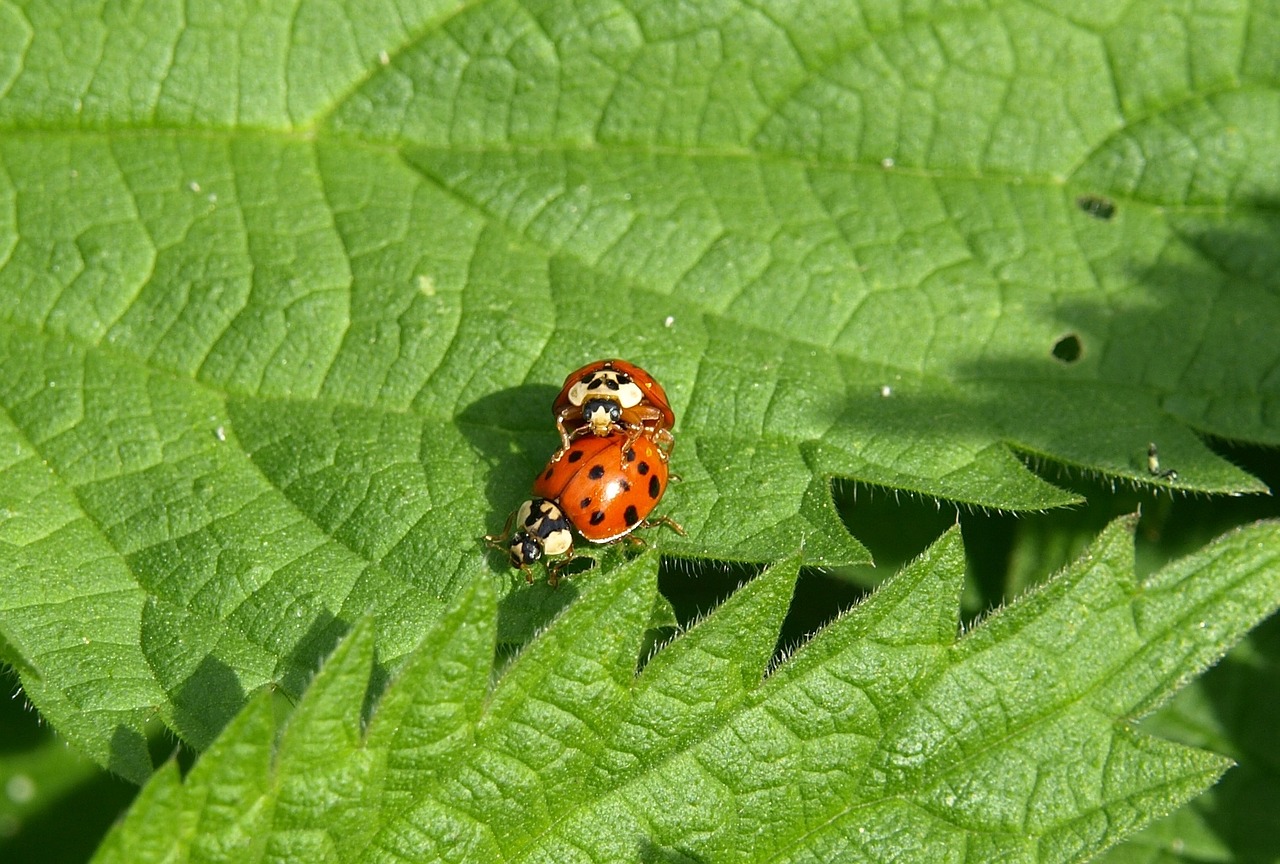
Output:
[{"left": 486, "top": 359, "right": 684, "bottom": 583}]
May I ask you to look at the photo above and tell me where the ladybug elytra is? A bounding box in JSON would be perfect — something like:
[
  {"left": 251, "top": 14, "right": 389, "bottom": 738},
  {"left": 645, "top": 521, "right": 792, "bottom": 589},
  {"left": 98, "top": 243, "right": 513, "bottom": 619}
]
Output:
[{"left": 534, "top": 431, "right": 680, "bottom": 543}]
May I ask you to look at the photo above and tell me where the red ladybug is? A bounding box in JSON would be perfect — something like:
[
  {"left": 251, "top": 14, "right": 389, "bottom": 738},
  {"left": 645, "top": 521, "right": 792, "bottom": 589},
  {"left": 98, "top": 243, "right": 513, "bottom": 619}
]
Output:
[
  {"left": 552, "top": 359, "right": 675, "bottom": 460},
  {"left": 484, "top": 497, "right": 576, "bottom": 583},
  {"left": 534, "top": 432, "right": 682, "bottom": 543}
]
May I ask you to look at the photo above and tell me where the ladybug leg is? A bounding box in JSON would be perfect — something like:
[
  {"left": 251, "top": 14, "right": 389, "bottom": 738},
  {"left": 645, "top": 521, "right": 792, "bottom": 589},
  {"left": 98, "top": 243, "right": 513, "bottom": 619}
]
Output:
[
  {"left": 546, "top": 547, "right": 575, "bottom": 587},
  {"left": 482, "top": 508, "right": 518, "bottom": 549},
  {"left": 617, "top": 407, "right": 674, "bottom": 464},
  {"left": 619, "top": 425, "right": 645, "bottom": 465},
  {"left": 644, "top": 514, "right": 686, "bottom": 536},
  {"left": 551, "top": 421, "right": 592, "bottom": 462},
  {"left": 651, "top": 427, "right": 675, "bottom": 462},
  {"left": 554, "top": 408, "right": 580, "bottom": 452},
  {"left": 623, "top": 514, "right": 686, "bottom": 548},
  {"left": 616, "top": 405, "right": 662, "bottom": 464}
]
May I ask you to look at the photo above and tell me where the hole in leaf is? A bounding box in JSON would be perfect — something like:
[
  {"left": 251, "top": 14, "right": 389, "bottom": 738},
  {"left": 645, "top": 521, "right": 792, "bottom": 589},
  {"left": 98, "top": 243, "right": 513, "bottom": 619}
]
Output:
[
  {"left": 1077, "top": 194, "right": 1116, "bottom": 220},
  {"left": 1051, "top": 333, "right": 1083, "bottom": 363}
]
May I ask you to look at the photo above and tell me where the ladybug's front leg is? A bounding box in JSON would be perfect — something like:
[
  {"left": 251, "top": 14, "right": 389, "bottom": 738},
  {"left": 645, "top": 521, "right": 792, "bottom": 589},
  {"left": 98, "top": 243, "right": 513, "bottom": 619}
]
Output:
[
  {"left": 619, "top": 423, "right": 645, "bottom": 465},
  {"left": 616, "top": 406, "right": 672, "bottom": 464},
  {"left": 482, "top": 508, "right": 518, "bottom": 550},
  {"left": 553, "top": 407, "right": 579, "bottom": 452}
]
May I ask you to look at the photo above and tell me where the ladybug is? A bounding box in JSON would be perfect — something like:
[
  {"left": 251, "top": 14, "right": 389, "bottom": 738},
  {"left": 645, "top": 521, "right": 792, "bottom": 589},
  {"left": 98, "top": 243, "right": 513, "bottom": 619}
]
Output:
[
  {"left": 484, "top": 497, "right": 575, "bottom": 583},
  {"left": 553, "top": 359, "right": 675, "bottom": 460},
  {"left": 533, "top": 432, "right": 682, "bottom": 543}
]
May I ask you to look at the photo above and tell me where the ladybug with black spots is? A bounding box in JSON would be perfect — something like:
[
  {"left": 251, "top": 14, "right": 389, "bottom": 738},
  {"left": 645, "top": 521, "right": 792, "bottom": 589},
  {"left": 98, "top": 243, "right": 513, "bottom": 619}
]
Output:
[
  {"left": 534, "top": 431, "right": 682, "bottom": 543},
  {"left": 552, "top": 359, "right": 676, "bottom": 461},
  {"left": 484, "top": 497, "right": 576, "bottom": 584}
]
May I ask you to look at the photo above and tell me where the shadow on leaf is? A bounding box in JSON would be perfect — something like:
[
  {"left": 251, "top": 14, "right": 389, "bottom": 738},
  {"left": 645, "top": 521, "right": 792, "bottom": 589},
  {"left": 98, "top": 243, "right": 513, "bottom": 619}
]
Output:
[
  {"left": 456, "top": 383, "right": 562, "bottom": 539},
  {"left": 638, "top": 837, "right": 706, "bottom": 863}
]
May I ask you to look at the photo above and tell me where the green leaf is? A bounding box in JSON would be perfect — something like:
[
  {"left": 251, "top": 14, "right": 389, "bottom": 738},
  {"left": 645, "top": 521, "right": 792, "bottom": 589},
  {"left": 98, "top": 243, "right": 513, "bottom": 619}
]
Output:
[
  {"left": 2, "top": 0, "right": 1278, "bottom": 781},
  {"left": 91, "top": 518, "right": 1280, "bottom": 862},
  {"left": 1097, "top": 614, "right": 1280, "bottom": 864}
]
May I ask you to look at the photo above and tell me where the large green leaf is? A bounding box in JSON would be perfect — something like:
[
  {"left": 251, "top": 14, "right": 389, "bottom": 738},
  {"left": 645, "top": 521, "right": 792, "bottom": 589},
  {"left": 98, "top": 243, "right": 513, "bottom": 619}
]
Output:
[
  {"left": 91, "top": 517, "right": 1280, "bottom": 862},
  {"left": 2, "top": 0, "right": 1278, "bottom": 782}
]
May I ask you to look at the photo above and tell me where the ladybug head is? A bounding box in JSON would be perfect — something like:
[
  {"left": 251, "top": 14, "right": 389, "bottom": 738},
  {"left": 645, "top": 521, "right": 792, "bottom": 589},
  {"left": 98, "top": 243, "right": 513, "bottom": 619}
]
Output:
[
  {"left": 582, "top": 398, "right": 623, "bottom": 435},
  {"left": 508, "top": 533, "right": 543, "bottom": 568}
]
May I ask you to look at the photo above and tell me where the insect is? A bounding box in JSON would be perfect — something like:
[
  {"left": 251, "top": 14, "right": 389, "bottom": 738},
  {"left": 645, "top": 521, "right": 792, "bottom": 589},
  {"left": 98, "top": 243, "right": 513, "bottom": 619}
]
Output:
[
  {"left": 534, "top": 432, "right": 683, "bottom": 543},
  {"left": 1146, "top": 442, "right": 1178, "bottom": 481},
  {"left": 552, "top": 359, "right": 676, "bottom": 460},
  {"left": 484, "top": 497, "right": 576, "bottom": 583},
  {"left": 1076, "top": 194, "right": 1116, "bottom": 220}
]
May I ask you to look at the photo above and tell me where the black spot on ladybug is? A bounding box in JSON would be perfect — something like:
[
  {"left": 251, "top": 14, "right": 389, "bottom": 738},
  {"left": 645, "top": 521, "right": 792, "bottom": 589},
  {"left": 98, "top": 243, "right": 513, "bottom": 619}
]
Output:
[
  {"left": 617, "top": 373, "right": 631, "bottom": 384},
  {"left": 648, "top": 475, "right": 661, "bottom": 499},
  {"left": 579, "top": 497, "right": 592, "bottom": 510},
  {"left": 618, "top": 479, "right": 630, "bottom": 492},
  {"left": 524, "top": 511, "right": 540, "bottom": 526},
  {"left": 624, "top": 447, "right": 636, "bottom": 463},
  {"left": 605, "top": 379, "right": 619, "bottom": 391},
  {"left": 568, "top": 450, "right": 584, "bottom": 463},
  {"left": 588, "top": 464, "right": 606, "bottom": 480},
  {"left": 637, "top": 461, "right": 650, "bottom": 475},
  {"left": 624, "top": 505, "right": 640, "bottom": 526},
  {"left": 543, "top": 466, "right": 555, "bottom": 479},
  {"left": 590, "top": 510, "right": 607, "bottom": 525}
]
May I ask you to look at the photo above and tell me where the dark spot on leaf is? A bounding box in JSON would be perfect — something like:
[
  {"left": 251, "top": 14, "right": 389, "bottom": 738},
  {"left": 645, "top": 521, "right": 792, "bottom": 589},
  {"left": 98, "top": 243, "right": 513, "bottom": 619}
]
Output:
[
  {"left": 1051, "top": 333, "right": 1083, "bottom": 364},
  {"left": 1077, "top": 194, "right": 1116, "bottom": 220}
]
